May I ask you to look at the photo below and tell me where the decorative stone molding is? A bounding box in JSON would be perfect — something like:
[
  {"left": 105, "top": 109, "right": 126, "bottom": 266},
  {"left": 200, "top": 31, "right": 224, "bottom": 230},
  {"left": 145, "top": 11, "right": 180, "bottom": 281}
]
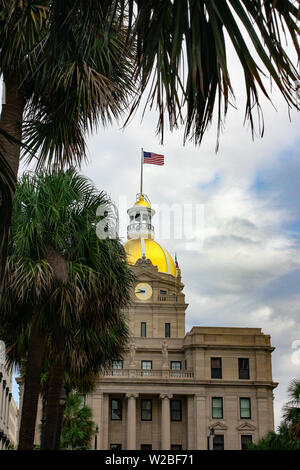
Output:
[
  {"left": 125, "top": 393, "right": 139, "bottom": 399},
  {"left": 210, "top": 421, "right": 228, "bottom": 431},
  {"left": 236, "top": 422, "right": 256, "bottom": 431},
  {"left": 135, "top": 257, "right": 154, "bottom": 268},
  {"left": 159, "top": 393, "right": 173, "bottom": 400}
]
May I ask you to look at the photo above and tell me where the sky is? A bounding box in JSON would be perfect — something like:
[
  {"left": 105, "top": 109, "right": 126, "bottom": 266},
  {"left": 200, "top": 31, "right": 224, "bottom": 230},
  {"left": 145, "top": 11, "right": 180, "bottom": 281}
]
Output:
[{"left": 3, "top": 32, "right": 300, "bottom": 431}]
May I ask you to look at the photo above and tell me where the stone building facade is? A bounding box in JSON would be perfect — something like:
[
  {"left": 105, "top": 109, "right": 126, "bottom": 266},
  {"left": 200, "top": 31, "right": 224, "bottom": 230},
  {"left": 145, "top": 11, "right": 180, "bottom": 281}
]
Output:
[
  {"left": 0, "top": 363, "right": 18, "bottom": 449},
  {"left": 86, "top": 194, "right": 277, "bottom": 450}
]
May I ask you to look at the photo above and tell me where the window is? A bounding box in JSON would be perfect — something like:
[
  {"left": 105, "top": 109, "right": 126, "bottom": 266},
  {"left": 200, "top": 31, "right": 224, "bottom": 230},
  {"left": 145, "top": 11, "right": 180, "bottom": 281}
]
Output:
[
  {"left": 141, "top": 322, "right": 147, "bottom": 337},
  {"left": 171, "top": 444, "right": 182, "bottom": 450},
  {"left": 240, "top": 398, "right": 251, "bottom": 419},
  {"left": 141, "top": 444, "right": 152, "bottom": 450},
  {"left": 112, "top": 360, "right": 123, "bottom": 376},
  {"left": 212, "top": 397, "right": 223, "bottom": 419},
  {"left": 213, "top": 435, "right": 224, "bottom": 451},
  {"left": 159, "top": 290, "right": 168, "bottom": 301},
  {"left": 171, "top": 400, "right": 182, "bottom": 421},
  {"left": 165, "top": 323, "right": 171, "bottom": 338},
  {"left": 185, "top": 359, "right": 187, "bottom": 370},
  {"left": 111, "top": 398, "right": 122, "bottom": 420},
  {"left": 241, "top": 435, "right": 253, "bottom": 450},
  {"left": 141, "top": 399, "right": 152, "bottom": 421},
  {"left": 211, "top": 358, "right": 222, "bottom": 379},
  {"left": 170, "top": 361, "right": 181, "bottom": 370},
  {"left": 113, "top": 360, "right": 123, "bottom": 369},
  {"left": 141, "top": 360, "right": 152, "bottom": 376},
  {"left": 170, "top": 361, "right": 181, "bottom": 377},
  {"left": 110, "top": 443, "right": 122, "bottom": 450},
  {"left": 239, "top": 358, "right": 250, "bottom": 379}
]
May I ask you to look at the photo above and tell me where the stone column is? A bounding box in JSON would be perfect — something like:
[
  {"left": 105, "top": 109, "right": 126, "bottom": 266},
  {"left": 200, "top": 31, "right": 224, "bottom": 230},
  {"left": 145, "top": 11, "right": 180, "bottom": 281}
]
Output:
[
  {"left": 102, "top": 394, "right": 109, "bottom": 450},
  {"left": 89, "top": 392, "right": 103, "bottom": 449},
  {"left": 194, "top": 392, "right": 207, "bottom": 450},
  {"left": 126, "top": 393, "right": 138, "bottom": 450},
  {"left": 160, "top": 394, "right": 173, "bottom": 450},
  {"left": 187, "top": 395, "right": 195, "bottom": 449}
]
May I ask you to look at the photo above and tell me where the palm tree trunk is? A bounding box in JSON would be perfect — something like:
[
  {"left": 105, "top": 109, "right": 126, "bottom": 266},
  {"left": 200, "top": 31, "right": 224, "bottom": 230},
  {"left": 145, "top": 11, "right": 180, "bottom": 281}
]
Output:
[
  {"left": 18, "top": 322, "right": 46, "bottom": 450},
  {"left": 41, "top": 247, "right": 68, "bottom": 449},
  {"left": 0, "top": 75, "right": 24, "bottom": 178},
  {"left": 42, "top": 362, "right": 65, "bottom": 450},
  {"left": 54, "top": 402, "right": 66, "bottom": 450},
  {"left": 0, "top": 75, "right": 25, "bottom": 284}
]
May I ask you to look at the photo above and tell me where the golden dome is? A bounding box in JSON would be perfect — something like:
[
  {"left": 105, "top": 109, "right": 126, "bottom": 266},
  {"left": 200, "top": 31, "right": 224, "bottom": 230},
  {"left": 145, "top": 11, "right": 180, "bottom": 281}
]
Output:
[
  {"left": 134, "top": 195, "right": 150, "bottom": 208},
  {"left": 124, "top": 238, "right": 176, "bottom": 276}
]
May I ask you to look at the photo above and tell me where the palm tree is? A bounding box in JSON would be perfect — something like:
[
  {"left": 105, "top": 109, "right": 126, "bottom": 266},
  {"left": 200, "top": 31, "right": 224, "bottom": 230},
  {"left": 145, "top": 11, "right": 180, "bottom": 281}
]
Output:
[
  {"left": 0, "top": 1, "right": 299, "bottom": 272},
  {"left": 282, "top": 379, "right": 300, "bottom": 441},
  {"left": 60, "top": 394, "right": 95, "bottom": 450},
  {"left": 248, "top": 423, "right": 300, "bottom": 450},
  {"left": 249, "top": 378, "right": 300, "bottom": 450},
  {"left": 0, "top": 168, "right": 134, "bottom": 450},
  {"left": 0, "top": 0, "right": 135, "bottom": 274},
  {"left": 41, "top": 318, "right": 130, "bottom": 450}
]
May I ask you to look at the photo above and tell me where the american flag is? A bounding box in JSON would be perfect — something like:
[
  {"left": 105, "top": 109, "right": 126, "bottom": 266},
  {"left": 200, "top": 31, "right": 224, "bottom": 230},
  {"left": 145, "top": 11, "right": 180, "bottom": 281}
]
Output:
[{"left": 143, "top": 151, "right": 164, "bottom": 165}]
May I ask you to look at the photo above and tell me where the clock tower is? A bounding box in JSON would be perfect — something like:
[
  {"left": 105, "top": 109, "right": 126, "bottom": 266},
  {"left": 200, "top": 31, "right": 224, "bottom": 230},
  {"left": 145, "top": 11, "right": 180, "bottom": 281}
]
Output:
[
  {"left": 83, "top": 190, "right": 277, "bottom": 451},
  {"left": 124, "top": 193, "right": 187, "bottom": 338}
]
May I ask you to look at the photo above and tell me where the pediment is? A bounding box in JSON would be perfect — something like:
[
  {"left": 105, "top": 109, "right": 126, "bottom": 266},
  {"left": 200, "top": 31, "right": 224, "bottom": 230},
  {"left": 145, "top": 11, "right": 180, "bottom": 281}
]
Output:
[
  {"left": 133, "top": 264, "right": 161, "bottom": 280},
  {"left": 236, "top": 422, "right": 256, "bottom": 431},
  {"left": 132, "top": 258, "right": 172, "bottom": 281},
  {"left": 210, "top": 421, "right": 228, "bottom": 431}
]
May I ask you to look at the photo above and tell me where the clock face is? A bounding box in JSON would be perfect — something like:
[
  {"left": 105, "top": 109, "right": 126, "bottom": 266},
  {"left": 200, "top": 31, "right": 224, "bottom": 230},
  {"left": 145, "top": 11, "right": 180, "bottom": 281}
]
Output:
[{"left": 135, "top": 282, "right": 152, "bottom": 300}]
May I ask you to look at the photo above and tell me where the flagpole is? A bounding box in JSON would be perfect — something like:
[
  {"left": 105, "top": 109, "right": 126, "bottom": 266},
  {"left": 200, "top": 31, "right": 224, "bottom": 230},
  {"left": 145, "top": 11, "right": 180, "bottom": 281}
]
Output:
[{"left": 140, "top": 147, "right": 144, "bottom": 195}]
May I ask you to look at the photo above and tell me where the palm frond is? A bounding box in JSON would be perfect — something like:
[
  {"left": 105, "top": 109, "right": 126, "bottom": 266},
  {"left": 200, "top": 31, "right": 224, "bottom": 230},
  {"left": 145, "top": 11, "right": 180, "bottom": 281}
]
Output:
[
  {"left": 124, "top": 0, "right": 300, "bottom": 145},
  {"left": 22, "top": 1, "right": 136, "bottom": 169}
]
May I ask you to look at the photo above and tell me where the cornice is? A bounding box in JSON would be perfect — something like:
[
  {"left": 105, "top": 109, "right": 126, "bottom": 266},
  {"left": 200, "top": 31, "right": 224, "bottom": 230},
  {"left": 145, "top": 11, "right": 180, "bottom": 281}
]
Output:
[
  {"left": 97, "top": 377, "right": 278, "bottom": 389},
  {"left": 183, "top": 343, "right": 275, "bottom": 352}
]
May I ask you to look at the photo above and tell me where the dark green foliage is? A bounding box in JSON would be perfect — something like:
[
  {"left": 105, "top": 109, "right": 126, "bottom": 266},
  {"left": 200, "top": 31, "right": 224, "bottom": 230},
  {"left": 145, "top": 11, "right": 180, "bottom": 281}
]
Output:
[
  {"left": 60, "top": 394, "right": 95, "bottom": 450},
  {"left": 248, "top": 424, "right": 300, "bottom": 450},
  {"left": 282, "top": 378, "right": 300, "bottom": 442},
  {"left": 249, "top": 379, "right": 300, "bottom": 450}
]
